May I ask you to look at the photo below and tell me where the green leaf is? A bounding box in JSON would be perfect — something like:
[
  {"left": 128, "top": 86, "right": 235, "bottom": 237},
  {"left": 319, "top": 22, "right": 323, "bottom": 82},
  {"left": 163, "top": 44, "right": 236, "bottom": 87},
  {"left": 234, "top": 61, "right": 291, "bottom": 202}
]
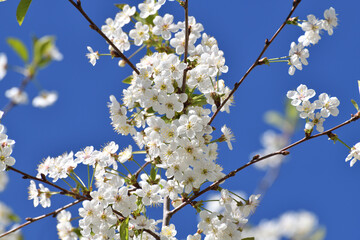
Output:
[
  {"left": 264, "top": 111, "right": 286, "bottom": 131},
  {"left": 120, "top": 217, "right": 129, "bottom": 240},
  {"left": 6, "top": 37, "right": 29, "bottom": 63},
  {"left": 115, "top": 3, "right": 126, "bottom": 10},
  {"left": 150, "top": 165, "right": 157, "bottom": 181},
  {"left": 16, "top": 0, "right": 32, "bottom": 26},
  {"left": 242, "top": 238, "right": 255, "bottom": 240},
  {"left": 351, "top": 99, "right": 359, "bottom": 111},
  {"left": 8, "top": 213, "right": 20, "bottom": 222},
  {"left": 33, "top": 36, "right": 54, "bottom": 67},
  {"left": 308, "top": 227, "right": 326, "bottom": 240},
  {"left": 122, "top": 75, "right": 133, "bottom": 84},
  {"left": 192, "top": 94, "right": 207, "bottom": 107}
]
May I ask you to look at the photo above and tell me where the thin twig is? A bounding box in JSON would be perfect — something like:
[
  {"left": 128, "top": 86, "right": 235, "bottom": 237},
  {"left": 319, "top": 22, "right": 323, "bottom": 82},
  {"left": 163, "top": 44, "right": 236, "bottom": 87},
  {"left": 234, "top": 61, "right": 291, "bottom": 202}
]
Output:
[
  {"left": 143, "top": 229, "right": 160, "bottom": 240},
  {"left": 208, "top": 0, "right": 302, "bottom": 125},
  {"left": 6, "top": 166, "right": 90, "bottom": 201},
  {"left": 0, "top": 200, "right": 83, "bottom": 239},
  {"left": 134, "top": 161, "right": 150, "bottom": 179},
  {"left": 168, "top": 111, "right": 360, "bottom": 217},
  {"left": 67, "top": 0, "right": 139, "bottom": 74},
  {"left": 181, "top": 0, "right": 189, "bottom": 92},
  {"left": 162, "top": 195, "right": 171, "bottom": 227},
  {"left": 2, "top": 75, "right": 32, "bottom": 117}
]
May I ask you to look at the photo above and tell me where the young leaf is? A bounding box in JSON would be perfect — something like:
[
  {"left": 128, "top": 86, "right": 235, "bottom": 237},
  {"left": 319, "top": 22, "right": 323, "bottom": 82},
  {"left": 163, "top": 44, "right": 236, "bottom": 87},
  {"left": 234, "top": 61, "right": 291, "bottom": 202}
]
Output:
[
  {"left": 120, "top": 217, "right": 129, "bottom": 240},
  {"left": 264, "top": 111, "right": 286, "bottom": 131},
  {"left": 122, "top": 75, "right": 133, "bottom": 84},
  {"left": 115, "top": 3, "right": 126, "bottom": 10},
  {"left": 16, "top": 0, "right": 33, "bottom": 26},
  {"left": 351, "top": 99, "right": 359, "bottom": 111},
  {"left": 33, "top": 36, "right": 54, "bottom": 67},
  {"left": 6, "top": 37, "right": 29, "bottom": 63}
]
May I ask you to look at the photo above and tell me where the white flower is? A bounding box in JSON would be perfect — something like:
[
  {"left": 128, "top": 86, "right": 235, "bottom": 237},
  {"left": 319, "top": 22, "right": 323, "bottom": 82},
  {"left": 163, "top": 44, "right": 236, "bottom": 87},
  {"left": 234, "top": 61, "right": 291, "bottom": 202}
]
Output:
[
  {"left": 306, "top": 112, "right": 325, "bottom": 133},
  {"left": 221, "top": 125, "right": 235, "bottom": 150},
  {"left": 322, "top": 7, "right": 338, "bottom": 35},
  {"left": 118, "top": 145, "right": 132, "bottom": 163},
  {"left": 138, "top": 0, "right": 165, "bottom": 19},
  {"left": 161, "top": 224, "right": 177, "bottom": 238},
  {"left": 242, "top": 194, "right": 261, "bottom": 217},
  {"left": 288, "top": 42, "right": 309, "bottom": 76},
  {"left": 287, "top": 84, "right": 316, "bottom": 106},
  {"left": 298, "top": 14, "right": 322, "bottom": 46},
  {"left": 296, "top": 100, "right": 316, "bottom": 119},
  {"left": 129, "top": 22, "right": 150, "bottom": 46},
  {"left": 115, "top": 5, "right": 136, "bottom": 27},
  {"left": 86, "top": 46, "right": 99, "bottom": 66},
  {"left": 0, "top": 146, "right": 15, "bottom": 171},
  {"left": 0, "top": 53, "right": 7, "bottom": 80},
  {"left": 345, "top": 142, "right": 360, "bottom": 167},
  {"left": 5, "top": 87, "right": 28, "bottom": 105},
  {"left": 314, "top": 93, "right": 340, "bottom": 118},
  {"left": 152, "top": 14, "right": 178, "bottom": 40},
  {"left": 28, "top": 180, "right": 51, "bottom": 208},
  {"left": 32, "top": 90, "right": 58, "bottom": 108}
]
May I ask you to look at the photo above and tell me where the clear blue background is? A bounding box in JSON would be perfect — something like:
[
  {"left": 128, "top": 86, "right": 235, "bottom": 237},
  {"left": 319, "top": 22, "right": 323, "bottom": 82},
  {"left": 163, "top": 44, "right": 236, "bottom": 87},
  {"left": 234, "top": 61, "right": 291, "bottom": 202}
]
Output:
[{"left": 1, "top": 0, "right": 360, "bottom": 239}]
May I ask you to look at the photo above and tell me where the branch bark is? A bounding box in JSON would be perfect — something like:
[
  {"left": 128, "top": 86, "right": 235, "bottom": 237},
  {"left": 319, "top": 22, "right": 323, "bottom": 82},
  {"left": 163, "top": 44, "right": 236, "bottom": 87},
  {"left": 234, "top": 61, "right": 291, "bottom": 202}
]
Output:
[
  {"left": 181, "top": 0, "right": 190, "bottom": 92},
  {"left": 208, "top": 0, "right": 302, "bottom": 125},
  {"left": 0, "top": 200, "right": 83, "bottom": 239},
  {"left": 67, "top": 0, "right": 139, "bottom": 75},
  {"left": 7, "top": 166, "right": 91, "bottom": 201},
  {"left": 168, "top": 111, "right": 360, "bottom": 217},
  {"left": 2, "top": 75, "right": 32, "bottom": 117}
]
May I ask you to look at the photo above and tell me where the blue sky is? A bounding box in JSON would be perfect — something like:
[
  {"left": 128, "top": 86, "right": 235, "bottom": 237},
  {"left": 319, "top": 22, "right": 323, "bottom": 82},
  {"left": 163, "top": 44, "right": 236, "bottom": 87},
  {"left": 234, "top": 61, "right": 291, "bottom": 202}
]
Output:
[{"left": 1, "top": 0, "right": 360, "bottom": 239}]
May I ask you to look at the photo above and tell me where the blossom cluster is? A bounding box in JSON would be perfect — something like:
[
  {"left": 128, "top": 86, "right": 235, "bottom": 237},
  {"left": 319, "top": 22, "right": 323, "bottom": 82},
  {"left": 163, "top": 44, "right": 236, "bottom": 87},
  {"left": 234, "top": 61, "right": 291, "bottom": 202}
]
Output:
[
  {"left": 242, "top": 210, "right": 319, "bottom": 240},
  {"left": 345, "top": 142, "right": 360, "bottom": 167},
  {"left": 287, "top": 84, "right": 340, "bottom": 133},
  {"left": 11, "top": 1, "right": 354, "bottom": 240},
  {"left": 0, "top": 36, "right": 62, "bottom": 109},
  {"left": 0, "top": 112, "right": 15, "bottom": 172},
  {"left": 287, "top": 7, "right": 338, "bottom": 75}
]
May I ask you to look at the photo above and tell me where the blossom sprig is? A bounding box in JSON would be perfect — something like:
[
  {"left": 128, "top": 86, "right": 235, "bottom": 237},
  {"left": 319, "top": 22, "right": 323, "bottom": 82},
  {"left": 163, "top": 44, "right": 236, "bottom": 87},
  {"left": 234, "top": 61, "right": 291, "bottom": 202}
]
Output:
[
  {"left": 2, "top": 0, "right": 359, "bottom": 239},
  {"left": 287, "top": 84, "right": 340, "bottom": 134},
  {"left": 264, "top": 7, "right": 338, "bottom": 75},
  {"left": 1, "top": 36, "right": 62, "bottom": 117}
]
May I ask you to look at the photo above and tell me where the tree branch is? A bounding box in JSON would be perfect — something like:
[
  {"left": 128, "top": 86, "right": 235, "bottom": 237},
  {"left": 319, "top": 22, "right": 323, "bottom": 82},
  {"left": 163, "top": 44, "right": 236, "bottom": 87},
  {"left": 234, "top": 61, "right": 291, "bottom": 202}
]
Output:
[
  {"left": 143, "top": 229, "right": 160, "bottom": 240},
  {"left": 2, "top": 75, "right": 32, "bottom": 117},
  {"left": 0, "top": 199, "right": 83, "bottom": 239},
  {"left": 67, "top": 0, "right": 139, "bottom": 75},
  {"left": 181, "top": 0, "right": 190, "bottom": 92},
  {"left": 169, "top": 111, "right": 360, "bottom": 217},
  {"left": 208, "top": 0, "right": 302, "bottom": 125},
  {"left": 6, "top": 166, "right": 91, "bottom": 201}
]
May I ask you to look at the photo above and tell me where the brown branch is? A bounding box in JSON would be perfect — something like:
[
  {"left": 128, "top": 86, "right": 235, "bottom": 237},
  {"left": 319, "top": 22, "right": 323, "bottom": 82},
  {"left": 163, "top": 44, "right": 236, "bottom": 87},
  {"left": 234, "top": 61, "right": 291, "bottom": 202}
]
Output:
[
  {"left": 1, "top": 75, "right": 32, "bottom": 117},
  {"left": 67, "top": 0, "right": 139, "bottom": 75},
  {"left": 168, "top": 111, "right": 360, "bottom": 217},
  {"left": 134, "top": 161, "right": 150, "bottom": 180},
  {"left": 143, "top": 229, "right": 160, "bottom": 240},
  {"left": 6, "top": 166, "right": 91, "bottom": 201},
  {"left": 208, "top": 0, "right": 302, "bottom": 125},
  {"left": 181, "top": 0, "right": 189, "bottom": 92},
  {"left": 0, "top": 199, "right": 83, "bottom": 239},
  {"left": 162, "top": 195, "right": 171, "bottom": 227}
]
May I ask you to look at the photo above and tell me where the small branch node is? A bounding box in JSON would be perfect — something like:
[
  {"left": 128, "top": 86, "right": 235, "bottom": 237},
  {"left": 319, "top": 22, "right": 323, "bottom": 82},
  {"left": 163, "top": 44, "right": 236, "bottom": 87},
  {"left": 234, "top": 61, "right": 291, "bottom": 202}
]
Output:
[{"left": 280, "top": 150, "right": 290, "bottom": 156}]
